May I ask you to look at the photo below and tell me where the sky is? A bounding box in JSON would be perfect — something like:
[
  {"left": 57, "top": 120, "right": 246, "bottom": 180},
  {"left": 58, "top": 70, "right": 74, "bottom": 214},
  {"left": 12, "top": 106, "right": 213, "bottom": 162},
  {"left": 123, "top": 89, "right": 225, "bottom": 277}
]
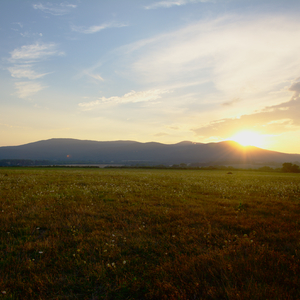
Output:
[{"left": 1, "top": 0, "right": 300, "bottom": 154}]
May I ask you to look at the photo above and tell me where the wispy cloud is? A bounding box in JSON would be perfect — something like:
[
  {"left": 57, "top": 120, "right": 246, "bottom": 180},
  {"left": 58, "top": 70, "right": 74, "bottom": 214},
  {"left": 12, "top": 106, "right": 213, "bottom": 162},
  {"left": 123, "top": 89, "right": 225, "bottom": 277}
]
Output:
[
  {"left": 222, "top": 97, "right": 240, "bottom": 106},
  {"left": 192, "top": 79, "right": 300, "bottom": 138},
  {"left": 9, "top": 42, "right": 63, "bottom": 63},
  {"left": 289, "top": 78, "right": 300, "bottom": 97},
  {"left": 14, "top": 82, "right": 46, "bottom": 99},
  {"left": 20, "top": 32, "right": 43, "bottom": 38},
  {"left": 86, "top": 73, "right": 104, "bottom": 82},
  {"left": 33, "top": 2, "right": 77, "bottom": 16},
  {"left": 120, "top": 15, "right": 300, "bottom": 110},
  {"left": 8, "top": 65, "right": 49, "bottom": 79},
  {"left": 0, "top": 122, "right": 23, "bottom": 129},
  {"left": 145, "top": 0, "right": 213, "bottom": 9},
  {"left": 71, "top": 23, "right": 128, "bottom": 34},
  {"left": 12, "top": 22, "right": 23, "bottom": 28},
  {"left": 79, "top": 89, "right": 169, "bottom": 109},
  {"left": 8, "top": 42, "right": 63, "bottom": 98}
]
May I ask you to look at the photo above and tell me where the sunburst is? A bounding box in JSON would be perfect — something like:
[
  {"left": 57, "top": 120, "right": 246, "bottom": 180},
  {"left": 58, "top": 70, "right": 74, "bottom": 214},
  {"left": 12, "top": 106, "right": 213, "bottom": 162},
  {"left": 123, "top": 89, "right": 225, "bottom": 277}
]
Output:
[{"left": 230, "top": 130, "right": 264, "bottom": 147}]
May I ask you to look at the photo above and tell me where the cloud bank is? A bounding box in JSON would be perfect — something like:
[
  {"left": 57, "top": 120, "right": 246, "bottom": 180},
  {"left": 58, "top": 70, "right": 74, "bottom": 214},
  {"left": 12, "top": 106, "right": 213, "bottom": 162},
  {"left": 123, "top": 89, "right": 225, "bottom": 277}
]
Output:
[
  {"left": 122, "top": 15, "right": 300, "bottom": 104},
  {"left": 192, "top": 79, "right": 300, "bottom": 138}
]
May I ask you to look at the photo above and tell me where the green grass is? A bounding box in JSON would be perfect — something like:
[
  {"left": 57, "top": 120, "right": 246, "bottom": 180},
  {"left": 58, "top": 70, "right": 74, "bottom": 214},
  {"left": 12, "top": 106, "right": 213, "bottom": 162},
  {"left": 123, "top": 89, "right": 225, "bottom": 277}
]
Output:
[{"left": 0, "top": 168, "right": 299, "bottom": 299}]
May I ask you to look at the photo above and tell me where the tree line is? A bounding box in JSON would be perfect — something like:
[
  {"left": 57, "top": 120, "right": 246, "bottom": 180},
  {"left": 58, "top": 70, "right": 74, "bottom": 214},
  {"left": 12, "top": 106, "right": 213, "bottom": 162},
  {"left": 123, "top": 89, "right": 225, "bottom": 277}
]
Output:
[{"left": 1, "top": 159, "right": 299, "bottom": 173}]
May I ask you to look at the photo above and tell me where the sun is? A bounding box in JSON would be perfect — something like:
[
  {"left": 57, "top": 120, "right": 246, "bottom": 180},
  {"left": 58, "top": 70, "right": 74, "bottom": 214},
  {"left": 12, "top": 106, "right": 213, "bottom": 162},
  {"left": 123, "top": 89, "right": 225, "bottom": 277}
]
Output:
[{"left": 230, "top": 131, "right": 264, "bottom": 147}]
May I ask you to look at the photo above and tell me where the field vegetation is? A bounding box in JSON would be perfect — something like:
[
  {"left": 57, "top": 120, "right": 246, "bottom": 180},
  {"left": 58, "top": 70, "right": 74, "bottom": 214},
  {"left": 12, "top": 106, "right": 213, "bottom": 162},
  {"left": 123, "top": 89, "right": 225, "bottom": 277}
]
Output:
[{"left": 0, "top": 168, "right": 299, "bottom": 299}]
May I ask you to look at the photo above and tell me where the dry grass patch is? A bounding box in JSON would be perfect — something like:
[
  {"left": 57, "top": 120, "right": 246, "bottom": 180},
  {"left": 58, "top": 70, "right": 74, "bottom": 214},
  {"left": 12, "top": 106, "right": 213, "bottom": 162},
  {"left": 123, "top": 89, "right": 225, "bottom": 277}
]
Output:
[{"left": 0, "top": 168, "right": 299, "bottom": 299}]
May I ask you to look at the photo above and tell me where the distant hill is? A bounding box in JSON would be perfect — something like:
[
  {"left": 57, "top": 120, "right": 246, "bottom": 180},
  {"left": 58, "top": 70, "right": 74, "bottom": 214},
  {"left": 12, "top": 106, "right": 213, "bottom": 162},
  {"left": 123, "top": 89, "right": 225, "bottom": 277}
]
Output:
[{"left": 0, "top": 138, "right": 300, "bottom": 165}]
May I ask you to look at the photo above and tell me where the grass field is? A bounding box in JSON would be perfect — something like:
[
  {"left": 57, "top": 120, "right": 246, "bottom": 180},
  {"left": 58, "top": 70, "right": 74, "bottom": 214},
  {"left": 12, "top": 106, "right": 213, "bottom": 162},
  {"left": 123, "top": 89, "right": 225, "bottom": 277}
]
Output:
[{"left": 0, "top": 168, "right": 299, "bottom": 299}]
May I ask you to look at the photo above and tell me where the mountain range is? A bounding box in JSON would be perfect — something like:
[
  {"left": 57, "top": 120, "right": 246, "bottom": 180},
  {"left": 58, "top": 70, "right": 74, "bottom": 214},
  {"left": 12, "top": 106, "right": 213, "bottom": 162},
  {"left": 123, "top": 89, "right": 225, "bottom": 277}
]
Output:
[{"left": 0, "top": 138, "right": 299, "bottom": 166}]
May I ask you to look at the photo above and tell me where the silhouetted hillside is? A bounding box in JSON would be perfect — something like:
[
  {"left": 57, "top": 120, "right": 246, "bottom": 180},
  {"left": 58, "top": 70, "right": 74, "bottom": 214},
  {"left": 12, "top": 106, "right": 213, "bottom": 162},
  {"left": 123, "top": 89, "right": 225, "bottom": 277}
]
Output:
[{"left": 0, "top": 138, "right": 299, "bottom": 165}]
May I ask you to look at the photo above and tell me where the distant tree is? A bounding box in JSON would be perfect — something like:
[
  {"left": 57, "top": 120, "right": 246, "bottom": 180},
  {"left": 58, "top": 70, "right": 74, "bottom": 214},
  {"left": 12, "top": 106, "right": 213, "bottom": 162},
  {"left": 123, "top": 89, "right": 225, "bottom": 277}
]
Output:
[
  {"left": 154, "top": 164, "right": 167, "bottom": 169},
  {"left": 207, "top": 166, "right": 217, "bottom": 170},
  {"left": 282, "top": 163, "right": 300, "bottom": 173},
  {"left": 258, "top": 166, "right": 274, "bottom": 172}
]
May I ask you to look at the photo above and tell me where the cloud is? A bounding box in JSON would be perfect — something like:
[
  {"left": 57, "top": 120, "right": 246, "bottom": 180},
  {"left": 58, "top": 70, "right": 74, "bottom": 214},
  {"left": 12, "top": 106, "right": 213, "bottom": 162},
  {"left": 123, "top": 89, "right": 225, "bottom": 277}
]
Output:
[
  {"left": 87, "top": 73, "right": 104, "bottom": 82},
  {"left": 8, "top": 42, "right": 63, "bottom": 98},
  {"left": 121, "top": 14, "right": 300, "bottom": 107},
  {"left": 0, "top": 122, "right": 23, "bottom": 129},
  {"left": 192, "top": 79, "right": 300, "bottom": 138},
  {"left": 33, "top": 2, "right": 77, "bottom": 16},
  {"left": 79, "top": 89, "right": 170, "bottom": 109},
  {"left": 9, "top": 42, "right": 63, "bottom": 63},
  {"left": 71, "top": 23, "right": 128, "bottom": 34},
  {"left": 14, "top": 82, "right": 46, "bottom": 98},
  {"left": 20, "top": 32, "right": 43, "bottom": 38},
  {"left": 289, "top": 79, "right": 300, "bottom": 97},
  {"left": 222, "top": 97, "right": 240, "bottom": 106},
  {"left": 145, "top": 0, "right": 213, "bottom": 9},
  {"left": 12, "top": 22, "right": 23, "bottom": 28},
  {"left": 8, "top": 65, "right": 49, "bottom": 79}
]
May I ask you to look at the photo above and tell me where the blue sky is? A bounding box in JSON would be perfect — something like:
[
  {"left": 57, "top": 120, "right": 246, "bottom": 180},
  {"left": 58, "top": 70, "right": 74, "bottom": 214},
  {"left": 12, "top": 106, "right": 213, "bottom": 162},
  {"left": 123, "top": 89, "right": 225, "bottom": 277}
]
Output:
[{"left": 1, "top": 0, "right": 300, "bottom": 153}]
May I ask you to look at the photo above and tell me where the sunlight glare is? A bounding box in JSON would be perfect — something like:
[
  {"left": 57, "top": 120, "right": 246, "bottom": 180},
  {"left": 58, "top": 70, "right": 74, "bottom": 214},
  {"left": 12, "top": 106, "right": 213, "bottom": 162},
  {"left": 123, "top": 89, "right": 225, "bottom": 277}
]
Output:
[{"left": 230, "top": 131, "right": 264, "bottom": 147}]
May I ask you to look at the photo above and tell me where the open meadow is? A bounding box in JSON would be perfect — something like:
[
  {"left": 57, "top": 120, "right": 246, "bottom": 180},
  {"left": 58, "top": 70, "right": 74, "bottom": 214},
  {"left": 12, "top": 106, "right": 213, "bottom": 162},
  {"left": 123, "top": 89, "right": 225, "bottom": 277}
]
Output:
[{"left": 0, "top": 168, "right": 299, "bottom": 299}]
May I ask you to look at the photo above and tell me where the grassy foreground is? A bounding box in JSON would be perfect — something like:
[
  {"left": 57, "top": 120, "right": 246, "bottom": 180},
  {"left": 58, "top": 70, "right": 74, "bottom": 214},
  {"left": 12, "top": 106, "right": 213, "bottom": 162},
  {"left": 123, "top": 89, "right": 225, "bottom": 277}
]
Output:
[{"left": 0, "top": 168, "right": 299, "bottom": 300}]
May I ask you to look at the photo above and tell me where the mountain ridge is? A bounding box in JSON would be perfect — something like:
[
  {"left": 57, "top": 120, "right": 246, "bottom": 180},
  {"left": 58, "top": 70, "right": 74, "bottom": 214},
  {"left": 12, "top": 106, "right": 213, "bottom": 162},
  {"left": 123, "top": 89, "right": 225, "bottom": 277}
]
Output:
[{"left": 0, "top": 138, "right": 299, "bottom": 165}]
